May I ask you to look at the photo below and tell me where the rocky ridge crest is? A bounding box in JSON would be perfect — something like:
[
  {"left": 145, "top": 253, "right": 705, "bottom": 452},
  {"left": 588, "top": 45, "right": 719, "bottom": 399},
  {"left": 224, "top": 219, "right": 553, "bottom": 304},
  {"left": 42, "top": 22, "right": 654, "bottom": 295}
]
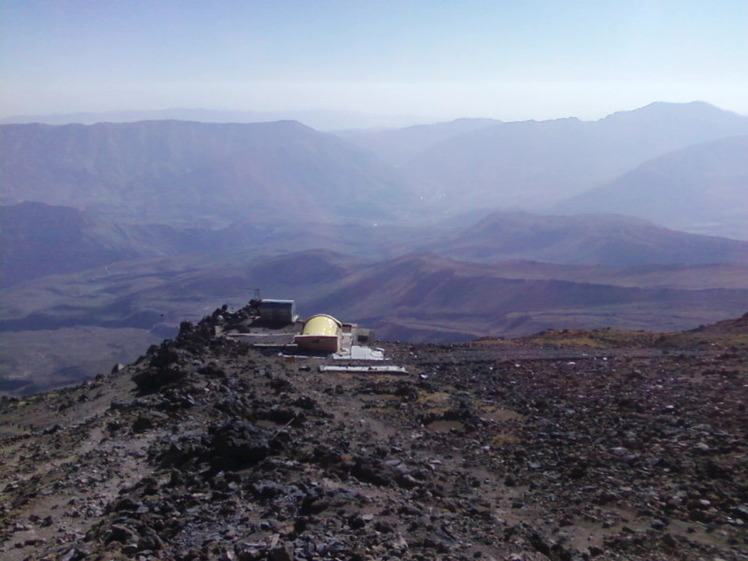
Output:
[{"left": 0, "top": 305, "right": 746, "bottom": 560}]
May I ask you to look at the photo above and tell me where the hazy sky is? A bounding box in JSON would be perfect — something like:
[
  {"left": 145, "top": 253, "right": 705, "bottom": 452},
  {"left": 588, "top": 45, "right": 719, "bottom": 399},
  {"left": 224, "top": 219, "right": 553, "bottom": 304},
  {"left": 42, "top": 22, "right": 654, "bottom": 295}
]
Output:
[{"left": 2, "top": 0, "right": 747, "bottom": 122}]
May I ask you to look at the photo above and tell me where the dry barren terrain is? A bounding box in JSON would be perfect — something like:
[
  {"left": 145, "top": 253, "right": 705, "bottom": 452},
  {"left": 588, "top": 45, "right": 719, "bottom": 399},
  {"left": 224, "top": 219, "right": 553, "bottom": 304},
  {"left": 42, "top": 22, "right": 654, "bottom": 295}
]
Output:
[{"left": 1, "top": 308, "right": 746, "bottom": 560}]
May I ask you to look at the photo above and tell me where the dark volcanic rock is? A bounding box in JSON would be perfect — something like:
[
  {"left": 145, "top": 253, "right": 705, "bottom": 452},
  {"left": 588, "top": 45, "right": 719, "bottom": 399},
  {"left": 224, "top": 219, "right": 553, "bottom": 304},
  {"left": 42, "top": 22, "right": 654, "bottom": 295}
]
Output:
[
  {"left": 206, "top": 421, "right": 273, "bottom": 471},
  {"left": 0, "top": 305, "right": 746, "bottom": 561}
]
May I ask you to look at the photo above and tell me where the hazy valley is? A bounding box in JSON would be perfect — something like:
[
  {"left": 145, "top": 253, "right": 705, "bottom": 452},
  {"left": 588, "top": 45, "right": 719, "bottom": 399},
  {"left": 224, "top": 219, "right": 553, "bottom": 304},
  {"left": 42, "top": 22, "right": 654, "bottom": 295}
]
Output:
[{"left": 2, "top": 101, "right": 748, "bottom": 393}]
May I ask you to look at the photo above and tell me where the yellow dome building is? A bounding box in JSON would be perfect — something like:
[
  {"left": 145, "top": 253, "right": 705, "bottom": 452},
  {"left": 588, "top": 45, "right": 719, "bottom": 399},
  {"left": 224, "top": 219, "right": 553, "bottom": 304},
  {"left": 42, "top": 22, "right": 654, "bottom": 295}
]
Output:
[{"left": 294, "top": 314, "right": 343, "bottom": 353}]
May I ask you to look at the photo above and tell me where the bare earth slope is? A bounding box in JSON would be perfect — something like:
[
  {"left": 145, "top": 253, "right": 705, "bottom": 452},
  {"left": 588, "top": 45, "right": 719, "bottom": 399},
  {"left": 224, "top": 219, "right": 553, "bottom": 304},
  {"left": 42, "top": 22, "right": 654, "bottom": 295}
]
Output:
[
  {"left": 420, "top": 211, "right": 748, "bottom": 265},
  {"left": 4, "top": 245, "right": 748, "bottom": 394},
  {"left": 1, "top": 308, "right": 746, "bottom": 560}
]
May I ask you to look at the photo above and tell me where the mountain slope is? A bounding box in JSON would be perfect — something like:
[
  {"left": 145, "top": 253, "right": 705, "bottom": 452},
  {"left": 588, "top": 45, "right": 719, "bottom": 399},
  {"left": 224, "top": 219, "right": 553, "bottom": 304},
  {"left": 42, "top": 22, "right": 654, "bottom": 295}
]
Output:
[
  {"left": 400, "top": 101, "right": 748, "bottom": 210},
  {"left": 4, "top": 246, "right": 748, "bottom": 391},
  {"left": 556, "top": 135, "right": 748, "bottom": 239},
  {"left": 303, "top": 253, "right": 748, "bottom": 341},
  {"left": 1, "top": 202, "right": 128, "bottom": 287},
  {"left": 1, "top": 199, "right": 416, "bottom": 289},
  {"left": 418, "top": 211, "right": 748, "bottom": 265},
  {"left": 0, "top": 120, "right": 411, "bottom": 224},
  {"left": 0, "top": 202, "right": 218, "bottom": 287}
]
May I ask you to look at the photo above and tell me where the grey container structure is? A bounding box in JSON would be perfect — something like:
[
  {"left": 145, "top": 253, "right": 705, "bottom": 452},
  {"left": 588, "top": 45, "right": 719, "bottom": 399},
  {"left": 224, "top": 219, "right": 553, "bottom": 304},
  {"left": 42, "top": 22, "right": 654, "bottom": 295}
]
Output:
[{"left": 257, "top": 299, "right": 296, "bottom": 325}]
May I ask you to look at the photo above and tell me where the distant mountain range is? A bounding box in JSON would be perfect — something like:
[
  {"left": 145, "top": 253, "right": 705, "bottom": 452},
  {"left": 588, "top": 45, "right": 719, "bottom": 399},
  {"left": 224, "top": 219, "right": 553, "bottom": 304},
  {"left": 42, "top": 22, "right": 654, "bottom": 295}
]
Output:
[
  {"left": 394, "top": 101, "right": 748, "bottom": 212},
  {"left": 1, "top": 120, "right": 411, "bottom": 225},
  {"left": 0, "top": 108, "right": 430, "bottom": 131},
  {"left": 3, "top": 101, "right": 748, "bottom": 391},
  {"left": 4, "top": 101, "right": 748, "bottom": 238}
]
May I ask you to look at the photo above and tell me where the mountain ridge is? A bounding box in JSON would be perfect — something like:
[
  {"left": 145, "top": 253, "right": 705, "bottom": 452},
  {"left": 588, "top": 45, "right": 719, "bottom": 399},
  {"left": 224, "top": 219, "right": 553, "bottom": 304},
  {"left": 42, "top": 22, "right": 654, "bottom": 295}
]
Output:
[
  {"left": 420, "top": 211, "right": 748, "bottom": 264},
  {"left": 300, "top": 251, "right": 748, "bottom": 341},
  {"left": 1, "top": 120, "right": 412, "bottom": 225},
  {"left": 557, "top": 135, "right": 748, "bottom": 239},
  {"left": 0, "top": 108, "right": 432, "bottom": 131},
  {"left": 398, "top": 101, "right": 748, "bottom": 211}
]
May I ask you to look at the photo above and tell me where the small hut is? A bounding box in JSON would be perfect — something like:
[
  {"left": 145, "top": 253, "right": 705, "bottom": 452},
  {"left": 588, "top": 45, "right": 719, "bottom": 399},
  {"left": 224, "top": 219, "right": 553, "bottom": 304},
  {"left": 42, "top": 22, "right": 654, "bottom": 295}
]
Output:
[{"left": 257, "top": 299, "right": 296, "bottom": 325}]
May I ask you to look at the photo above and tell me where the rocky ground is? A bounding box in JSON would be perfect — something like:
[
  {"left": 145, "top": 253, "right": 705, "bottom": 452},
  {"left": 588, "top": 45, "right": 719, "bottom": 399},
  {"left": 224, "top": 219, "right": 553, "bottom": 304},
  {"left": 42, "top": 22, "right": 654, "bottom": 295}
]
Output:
[{"left": 1, "top": 306, "right": 746, "bottom": 561}]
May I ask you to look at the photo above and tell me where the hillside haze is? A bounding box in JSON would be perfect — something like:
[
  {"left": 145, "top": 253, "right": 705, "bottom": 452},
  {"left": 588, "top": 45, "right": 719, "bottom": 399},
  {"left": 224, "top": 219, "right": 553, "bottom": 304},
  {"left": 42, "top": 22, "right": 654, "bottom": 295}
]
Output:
[
  {"left": 338, "top": 118, "right": 500, "bottom": 166},
  {"left": 0, "top": 202, "right": 217, "bottom": 288},
  {"left": 396, "top": 101, "right": 748, "bottom": 211},
  {"left": 4, "top": 102, "right": 747, "bottom": 228},
  {"left": 557, "top": 135, "right": 748, "bottom": 239},
  {"left": 1, "top": 120, "right": 411, "bottom": 225}
]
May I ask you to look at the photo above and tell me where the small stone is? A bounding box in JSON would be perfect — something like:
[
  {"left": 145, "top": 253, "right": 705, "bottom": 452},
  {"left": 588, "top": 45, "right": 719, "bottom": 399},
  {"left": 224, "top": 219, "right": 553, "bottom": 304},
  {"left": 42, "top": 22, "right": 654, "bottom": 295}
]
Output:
[
  {"left": 106, "top": 524, "right": 136, "bottom": 544},
  {"left": 269, "top": 543, "right": 295, "bottom": 561},
  {"left": 694, "top": 442, "right": 710, "bottom": 453}
]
